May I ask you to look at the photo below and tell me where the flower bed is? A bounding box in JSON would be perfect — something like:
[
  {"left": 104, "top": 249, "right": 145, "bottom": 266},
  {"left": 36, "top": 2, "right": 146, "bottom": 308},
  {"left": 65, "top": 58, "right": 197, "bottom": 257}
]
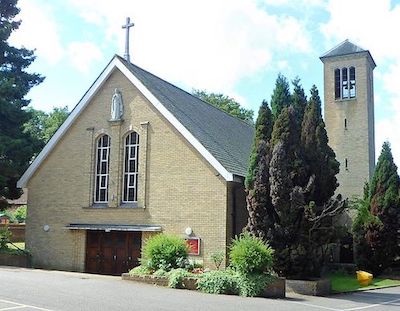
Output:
[{"left": 122, "top": 272, "right": 285, "bottom": 298}]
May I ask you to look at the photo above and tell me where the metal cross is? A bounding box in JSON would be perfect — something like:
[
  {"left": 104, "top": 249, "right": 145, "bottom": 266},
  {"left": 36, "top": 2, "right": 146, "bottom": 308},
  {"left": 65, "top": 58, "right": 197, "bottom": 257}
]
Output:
[{"left": 122, "top": 17, "right": 134, "bottom": 62}]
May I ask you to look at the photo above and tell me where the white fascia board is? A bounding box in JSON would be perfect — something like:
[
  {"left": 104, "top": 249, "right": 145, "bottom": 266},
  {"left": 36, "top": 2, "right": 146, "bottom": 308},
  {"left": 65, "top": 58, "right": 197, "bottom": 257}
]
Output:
[
  {"left": 114, "top": 60, "right": 233, "bottom": 182},
  {"left": 17, "top": 57, "right": 233, "bottom": 188},
  {"left": 17, "top": 58, "right": 121, "bottom": 188}
]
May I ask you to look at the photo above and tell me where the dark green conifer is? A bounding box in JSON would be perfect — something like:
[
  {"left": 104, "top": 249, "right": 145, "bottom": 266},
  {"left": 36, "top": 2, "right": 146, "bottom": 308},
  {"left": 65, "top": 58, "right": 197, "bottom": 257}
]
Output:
[{"left": 270, "top": 74, "right": 291, "bottom": 119}]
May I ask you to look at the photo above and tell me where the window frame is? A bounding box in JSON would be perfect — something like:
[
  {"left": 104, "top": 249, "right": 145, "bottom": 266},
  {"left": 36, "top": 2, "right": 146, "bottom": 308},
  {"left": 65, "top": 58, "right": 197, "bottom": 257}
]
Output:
[
  {"left": 334, "top": 66, "right": 356, "bottom": 100},
  {"left": 94, "top": 134, "right": 111, "bottom": 204},
  {"left": 122, "top": 131, "right": 140, "bottom": 204}
]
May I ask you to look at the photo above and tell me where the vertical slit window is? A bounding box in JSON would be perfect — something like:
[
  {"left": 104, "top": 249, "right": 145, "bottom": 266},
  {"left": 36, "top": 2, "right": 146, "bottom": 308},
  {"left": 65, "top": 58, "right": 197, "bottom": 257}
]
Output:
[
  {"left": 349, "top": 67, "right": 356, "bottom": 98},
  {"left": 342, "top": 68, "right": 349, "bottom": 99},
  {"left": 123, "top": 132, "right": 139, "bottom": 203},
  {"left": 94, "top": 135, "right": 110, "bottom": 203},
  {"left": 344, "top": 118, "right": 347, "bottom": 130},
  {"left": 334, "top": 69, "right": 341, "bottom": 99},
  {"left": 345, "top": 158, "right": 348, "bottom": 170}
]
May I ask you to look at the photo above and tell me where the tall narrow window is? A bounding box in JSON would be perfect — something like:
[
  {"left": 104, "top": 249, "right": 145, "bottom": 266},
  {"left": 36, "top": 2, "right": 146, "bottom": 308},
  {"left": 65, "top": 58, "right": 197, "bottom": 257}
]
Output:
[
  {"left": 94, "top": 135, "right": 110, "bottom": 203},
  {"left": 123, "top": 132, "right": 139, "bottom": 203},
  {"left": 349, "top": 67, "right": 356, "bottom": 98},
  {"left": 345, "top": 158, "right": 348, "bottom": 170},
  {"left": 334, "top": 69, "right": 341, "bottom": 99},
  {"left": 342, "top": 68, "right": 349, "bottom": 99},
  {"left": 344, "top": 118, "right": 347, "bottom": 130}
]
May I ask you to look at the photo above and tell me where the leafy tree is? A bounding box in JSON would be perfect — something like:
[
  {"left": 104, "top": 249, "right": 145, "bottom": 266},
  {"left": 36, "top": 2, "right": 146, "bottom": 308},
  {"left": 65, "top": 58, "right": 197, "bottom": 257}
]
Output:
[
  {"left": 301, "top": 85, "right": 339, "bottom": 205},
  {"left": 270, "top": 74, "right": 291, "bottom": 119},
  {"left": 291, "top": 77, "right": 307, "bottom": 125},
  {"left": 24, "top": 106, "right": 69, "bottom": 146},
  {"left": 192, "top": 89, "right": 254, "bottom": 123},
  {"left": 355, "top": 142, "right": 400, "bottom": 274},
  {"left": 0, "top": 0, "right": 44, "bottom": 210}
]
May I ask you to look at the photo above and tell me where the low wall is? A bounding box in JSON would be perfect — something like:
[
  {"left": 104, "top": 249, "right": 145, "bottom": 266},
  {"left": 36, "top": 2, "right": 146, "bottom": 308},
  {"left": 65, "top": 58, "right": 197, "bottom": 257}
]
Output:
[
  {"left": 0, "top": 224, "right": 25, "bottom": 242},
  {"left": 286, "top": 279, "right": 331, "bottom": 296},
  {"left": 0, "top": 253, "right": 31, "bottom": 268}
]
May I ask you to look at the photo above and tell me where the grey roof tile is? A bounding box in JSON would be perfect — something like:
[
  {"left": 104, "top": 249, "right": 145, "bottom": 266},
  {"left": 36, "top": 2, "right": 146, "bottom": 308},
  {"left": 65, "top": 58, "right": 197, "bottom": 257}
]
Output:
[{"left": 117, "top": 56, "right": 254, "bottom": 178}]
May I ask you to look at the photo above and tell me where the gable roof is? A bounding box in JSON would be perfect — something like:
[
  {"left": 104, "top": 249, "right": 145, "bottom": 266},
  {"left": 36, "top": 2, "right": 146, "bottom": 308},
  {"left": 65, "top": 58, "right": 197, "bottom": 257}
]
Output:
[
  {"left": 17, "top": 55, "right": 254, "bottom": 187},
  {"left": 320, "top": 39, "right": 376, "bottom": 68}
]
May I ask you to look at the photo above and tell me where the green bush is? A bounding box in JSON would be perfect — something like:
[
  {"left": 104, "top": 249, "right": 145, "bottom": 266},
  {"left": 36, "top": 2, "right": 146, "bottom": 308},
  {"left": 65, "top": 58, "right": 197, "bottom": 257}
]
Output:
[
  {"left": 142, "top": 234, "right": 189, "bottom": 271},
  {"left": 168, "top": 268, "right": 192, "bottom": 288},
  {"left": 235, "top": 273, "right": 275, "bottom": 297},
  {"left": 0, "top": 227, "right": 12, "bottom": 249},
  {"left": 13, "top": 206, "right": 27, "bottom": 223},
  {"left": 129, "top": 265, "right": 150, "bottom": 276},
  {"left": 197, "top": 270, "right": 237, "bottom": 294},
  {"left": 229, "top": 233, "right": 274, "bottom": 275},
  {"left": 210, "top": 251, "right": 224, "bottom": 270}
]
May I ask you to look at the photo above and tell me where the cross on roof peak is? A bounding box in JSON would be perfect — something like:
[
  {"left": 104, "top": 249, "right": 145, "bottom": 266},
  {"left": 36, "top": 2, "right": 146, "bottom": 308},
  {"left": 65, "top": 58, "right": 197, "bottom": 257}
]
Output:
[{"left": 122, "top": 17, "right": 134, "bottom": 62}]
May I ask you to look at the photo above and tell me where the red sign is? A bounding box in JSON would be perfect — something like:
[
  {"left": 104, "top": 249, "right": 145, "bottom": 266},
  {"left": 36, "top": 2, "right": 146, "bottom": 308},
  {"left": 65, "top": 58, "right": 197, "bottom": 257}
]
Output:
[{"left": 186, "top": 238, "right": 200, "bottom": 256}]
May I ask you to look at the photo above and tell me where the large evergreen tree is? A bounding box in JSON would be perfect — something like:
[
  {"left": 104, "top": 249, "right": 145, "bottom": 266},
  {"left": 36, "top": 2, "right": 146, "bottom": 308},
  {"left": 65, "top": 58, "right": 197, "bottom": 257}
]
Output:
[
  {"left": 270, "top": 74, "right": 291, "bottom": 120},
  {"left": 0, "top": 0, "right": 44, "bottom": 210},
  {"left": 245, "top": 101, "right": 273, "bottom": 190},
  {"left": 358, "top": 142, "right": 400, "bottom": 274},
  {"left": 245, "top": 82, "right": 346, "bottom": 278},
  {"left": 245, "top": 102, "right": 274, "bottom": 240},
  {"left": 291, "top": 77, "right": 307, "bottom": 125},
  {"left": 301, "top": 85, "right": 339, "bottom": 205}
]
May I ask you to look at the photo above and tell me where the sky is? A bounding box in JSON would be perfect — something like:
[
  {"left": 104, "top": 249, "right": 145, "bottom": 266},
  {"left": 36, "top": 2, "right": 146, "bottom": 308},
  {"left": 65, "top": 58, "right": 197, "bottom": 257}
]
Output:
[{"left": 8, "top": 0, "right": 400, "bottom": 166}]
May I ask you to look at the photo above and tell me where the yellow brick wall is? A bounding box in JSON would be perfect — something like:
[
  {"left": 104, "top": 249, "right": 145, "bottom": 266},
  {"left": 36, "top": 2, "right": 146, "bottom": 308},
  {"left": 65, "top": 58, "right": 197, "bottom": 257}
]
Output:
[
  {"left": 322, "top": 53, "right": 375, "bottom": 200},
  {"left": 26, "top": 68, "right": 229, "bottom": 271}
]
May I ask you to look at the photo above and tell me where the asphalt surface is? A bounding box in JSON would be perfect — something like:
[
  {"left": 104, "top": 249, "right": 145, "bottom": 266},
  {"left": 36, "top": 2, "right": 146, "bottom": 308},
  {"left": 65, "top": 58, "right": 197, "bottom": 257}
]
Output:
[{"left": 1, "top": 266, "right": 400, "bottom": 311}]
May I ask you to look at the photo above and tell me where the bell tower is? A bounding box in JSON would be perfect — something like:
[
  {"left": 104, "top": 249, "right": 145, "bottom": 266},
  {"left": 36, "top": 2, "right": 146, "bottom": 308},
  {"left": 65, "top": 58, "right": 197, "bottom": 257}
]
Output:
[{"left": 320, "top": 40, "right": 376, "bottom": 199}]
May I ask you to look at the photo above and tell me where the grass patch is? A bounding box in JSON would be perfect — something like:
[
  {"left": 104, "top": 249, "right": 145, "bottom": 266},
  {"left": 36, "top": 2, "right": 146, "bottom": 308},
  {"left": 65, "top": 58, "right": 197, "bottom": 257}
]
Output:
[{"left": 330, "top": 272, "right": 400, "bottom": 293}]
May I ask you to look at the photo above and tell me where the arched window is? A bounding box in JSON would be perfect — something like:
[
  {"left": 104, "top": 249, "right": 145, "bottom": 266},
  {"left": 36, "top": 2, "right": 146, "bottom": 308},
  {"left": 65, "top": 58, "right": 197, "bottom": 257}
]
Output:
[
  {"left": 123, "top": 132, "right": 139, "bottom": 203},
  {"left": 334, "top": 69, "right": 341, "bottom": 99},
  {"left": 349, "top": 67, "right": 356, "bottom": 98},
  {"left": 342, "top": 67, "right": 349, "bottom": 99},
  {"left": 94, "top": 135, "right": 111, "bottom": 203}
]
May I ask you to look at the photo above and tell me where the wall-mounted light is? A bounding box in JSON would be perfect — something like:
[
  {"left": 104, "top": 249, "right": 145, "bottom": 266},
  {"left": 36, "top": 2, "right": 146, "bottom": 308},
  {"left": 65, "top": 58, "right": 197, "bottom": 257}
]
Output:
[
  {"left": 185, "top": 227, "right": 193, "bottom": 236},
  {"left": 43, "top": 224, "right": 50, "bottom": 232}
]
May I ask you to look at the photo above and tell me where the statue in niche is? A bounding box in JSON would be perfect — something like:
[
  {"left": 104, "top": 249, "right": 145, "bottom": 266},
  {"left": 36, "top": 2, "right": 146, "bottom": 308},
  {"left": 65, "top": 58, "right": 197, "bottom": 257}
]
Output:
[{"left": 111, "top": 88, "right": 124, "bottom": 120}]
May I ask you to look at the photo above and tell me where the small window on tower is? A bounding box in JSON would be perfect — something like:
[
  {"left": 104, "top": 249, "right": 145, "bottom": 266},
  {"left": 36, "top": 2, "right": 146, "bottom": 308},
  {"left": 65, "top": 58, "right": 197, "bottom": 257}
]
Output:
[
  {"left": 349, "top": 67, "right": 356, "bottom": 98},
  {"left": 344, "top": 118, "right": 347, "bottom": 130},
  {"left": 334, "top": 69, "right": 341, "bottom": 99},
  {"left": 342, "top": 68, "right": 349, "bottom": 99},
  {"left": 345, "top": 158, "right": 348, "bottom": 170}
]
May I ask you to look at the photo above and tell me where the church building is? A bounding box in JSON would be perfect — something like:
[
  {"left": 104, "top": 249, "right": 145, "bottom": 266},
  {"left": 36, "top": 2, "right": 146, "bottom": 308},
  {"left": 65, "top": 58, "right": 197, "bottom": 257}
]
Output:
[
  {"left": 17, "top": 54, "right": 253, "bottom": 274},
  {"left": 17, "top": 36, "right": 375, "bottom": 274}
]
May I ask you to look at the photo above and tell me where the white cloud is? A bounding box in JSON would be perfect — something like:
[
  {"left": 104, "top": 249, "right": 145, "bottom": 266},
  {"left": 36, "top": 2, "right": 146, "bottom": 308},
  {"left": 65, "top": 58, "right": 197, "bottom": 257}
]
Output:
[
  {"left": 67, "top": 0, "right": 311, "bottom": 99},
  {"left": 67, "top": 42, "right": 104, "bottom": 74},
  {"left": 9, "top": 0, "right": 64, "bottom": 64}
]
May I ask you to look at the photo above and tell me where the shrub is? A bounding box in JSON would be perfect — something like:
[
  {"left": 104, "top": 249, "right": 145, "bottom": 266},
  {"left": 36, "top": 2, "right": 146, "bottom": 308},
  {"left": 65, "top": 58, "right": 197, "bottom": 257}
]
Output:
[
  {"left": 0, "top": 227, "right": 12, "bottom": 249},
  {"left": 129, "top": 265, "right": 150, "bottom": 276},
  {"left": 168, "top": 268, "right": 193, "bottom": 288},
  {"left": 235, "top": 273, "right": 275, "bottom": 297},
  {"left": 210, "top": 251, "right": 224, "bottom": 270},
  {"left": 229, "top": 233, "right": 274, "bottom": 274},
  {"left": 197, "top": 270, "right": 237, "bottom": 294},
  {"left": 13, "top": 206, "right": 27, "bottom": 223},
  {"left": 142, "top": 234, "right": 189, "bottom": 271}
]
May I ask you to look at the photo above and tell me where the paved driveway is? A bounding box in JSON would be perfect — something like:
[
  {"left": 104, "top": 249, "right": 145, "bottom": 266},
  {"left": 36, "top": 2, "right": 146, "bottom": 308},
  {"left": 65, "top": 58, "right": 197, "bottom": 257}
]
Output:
[{"left": 1, "top": 266, "right": 400, "bottom": 311}]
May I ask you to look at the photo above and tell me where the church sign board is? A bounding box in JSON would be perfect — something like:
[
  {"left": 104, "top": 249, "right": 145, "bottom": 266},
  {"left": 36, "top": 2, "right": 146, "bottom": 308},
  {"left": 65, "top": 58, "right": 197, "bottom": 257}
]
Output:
[{"left": 185, "top": 237, "right": 200, "bottom": 256}]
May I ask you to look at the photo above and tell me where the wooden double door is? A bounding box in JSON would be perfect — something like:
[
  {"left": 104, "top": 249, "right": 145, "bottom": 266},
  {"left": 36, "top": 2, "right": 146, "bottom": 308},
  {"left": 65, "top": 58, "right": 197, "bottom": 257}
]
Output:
[{"left": 85, "top": 231, "right": 141, "bottom": 275}]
